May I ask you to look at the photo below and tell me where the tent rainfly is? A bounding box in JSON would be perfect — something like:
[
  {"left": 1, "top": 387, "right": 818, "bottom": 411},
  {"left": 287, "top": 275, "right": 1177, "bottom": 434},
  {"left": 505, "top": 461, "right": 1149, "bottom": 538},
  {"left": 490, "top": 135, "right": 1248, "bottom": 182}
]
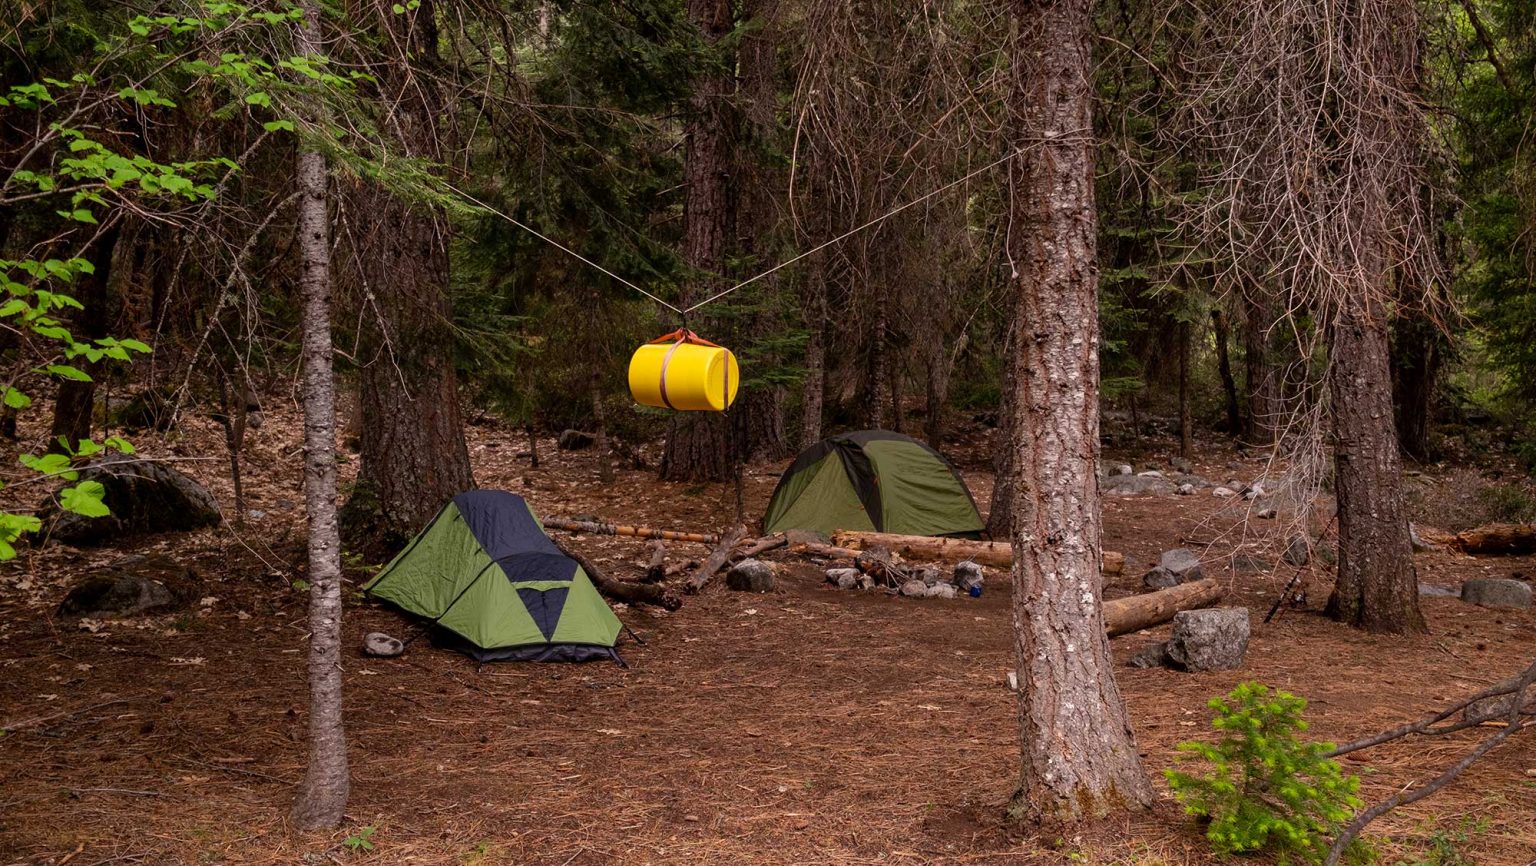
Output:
[
  {"left": 761, "top": 430, "right": 984, "bottom": 538},
  {"left": 364, "top": 490, "right": 623, "bottom": 663}
]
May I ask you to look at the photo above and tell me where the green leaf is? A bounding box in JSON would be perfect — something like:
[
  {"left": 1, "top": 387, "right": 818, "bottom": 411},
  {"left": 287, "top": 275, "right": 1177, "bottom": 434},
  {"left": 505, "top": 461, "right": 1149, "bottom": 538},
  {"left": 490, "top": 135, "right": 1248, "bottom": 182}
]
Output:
[
  {"left": 262, "top": 119, "right": 295, "bottom": 133},
  {"left": 58, "top": 481, "right": 110, "bottom": 518},
  {"left": 104, "top": 436, "right": 136, "bottom": 454},
  {"left": 45, "top": 364, "right": 91, "bottom": 382},
  {"left": 3, "top": 388, "right": 31, "bottom": 409},
  {"left": 244, "top": 91, "right": 271, "bottom": 108}
]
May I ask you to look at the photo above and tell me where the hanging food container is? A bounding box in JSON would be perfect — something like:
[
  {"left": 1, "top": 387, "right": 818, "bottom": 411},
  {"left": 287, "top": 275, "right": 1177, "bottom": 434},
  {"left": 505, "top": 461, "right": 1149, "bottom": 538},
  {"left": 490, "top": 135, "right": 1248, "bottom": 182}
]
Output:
[{"left": 627, "top": 329, "right": 739, "bottom": 412}]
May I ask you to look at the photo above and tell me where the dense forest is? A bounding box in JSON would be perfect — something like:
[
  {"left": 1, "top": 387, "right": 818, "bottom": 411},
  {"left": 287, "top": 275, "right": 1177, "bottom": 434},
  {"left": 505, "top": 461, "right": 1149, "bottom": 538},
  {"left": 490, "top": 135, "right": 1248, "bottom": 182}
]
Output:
[{"left": 3, "top": 0, "right": 1535, "bottom": 863}]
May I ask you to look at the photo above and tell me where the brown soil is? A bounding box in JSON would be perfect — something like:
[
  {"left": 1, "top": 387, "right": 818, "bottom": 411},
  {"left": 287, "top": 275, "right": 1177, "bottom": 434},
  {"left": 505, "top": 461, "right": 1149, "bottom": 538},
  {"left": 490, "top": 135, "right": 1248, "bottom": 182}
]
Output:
[{"left": 1, "top": 409, "right": 1533, "bottom": 865}]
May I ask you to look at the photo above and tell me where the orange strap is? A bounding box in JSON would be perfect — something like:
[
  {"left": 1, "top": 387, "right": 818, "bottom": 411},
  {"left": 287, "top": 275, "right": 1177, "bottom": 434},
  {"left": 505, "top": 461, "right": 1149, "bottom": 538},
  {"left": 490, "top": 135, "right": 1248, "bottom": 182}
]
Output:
[{"left": 649, "top": 329, "right": 730, "bottom": 411}]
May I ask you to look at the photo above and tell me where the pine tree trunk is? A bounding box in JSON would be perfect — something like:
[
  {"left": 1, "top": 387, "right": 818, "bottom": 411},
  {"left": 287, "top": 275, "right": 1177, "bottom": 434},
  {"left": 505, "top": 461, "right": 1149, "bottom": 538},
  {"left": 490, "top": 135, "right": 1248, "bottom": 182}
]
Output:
[
  {"left": 1178, "top": 320, "right": 1192, "bottom": 460},
  {"left": 987, "top": 323, "right": 1018, "bottom": 539},
  {"left": 1211, "top": 308, "right": 1242, "bottom": 436},
  {"left": 659, "top": 0, "right": 736, "bottom": 482},
  {"left": 49, "top": 222, "right": 122, "bottom": 452},
  {"left": 1391, "top": 315, "right": 1438, "bottom": 463},
  {"left": 1004, "top": 0, "right": 1152, "bottom": 826},
  {"left": 1242, "top": 279, "right": 1282, "bottom": 446},
  {"left": 800, "top": 259, "right": 827, "bottom": 448},
  {"left": 925, "top": 336, "right": 951, "bottom": 448},
  {"left": 866, "top": 296, "right": 892, "bottom": 429},
  {"left": 591, "top": 374, "right": 614, "bottom": 483},
  {"left": 289, "top": 0, "right": 349, "bottom": 831},
  {"left": 1325, "top": 293, "right": 1426, "bottom": 633},
  {"left": 338, "top": 0, "right": 473, "bottom": 557}
]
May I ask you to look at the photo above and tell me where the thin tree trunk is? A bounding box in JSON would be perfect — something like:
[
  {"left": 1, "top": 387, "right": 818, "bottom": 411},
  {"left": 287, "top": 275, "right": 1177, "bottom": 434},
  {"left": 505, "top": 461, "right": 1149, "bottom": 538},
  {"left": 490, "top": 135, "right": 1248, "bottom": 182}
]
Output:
[
  {"left": 1004, "top": 0, "right": 1152, "bottom": 826},
  {"left": 925, "top": 337, "right": 950, "bottom": 448},
  {"left": 986, "top": 322, "right": 1017, "bottom": 539},
  {"left": 49, "top": 221, "right": 122, "bottom": 452},
  {"left": 866, "top": 294, "right": 891, "bottom": 429},
  {"left": 1325, "top": 293, "right": 1425, "bottom": 633},
  {"left": 1178, "top": 320, "right": 1192, "bottom": 460},
  {"left": 289, "top": 0, "right": 349, "bottom": 830},
  {"left": 800, "top": 258, "right": 827, "bottom": 447},
  {"left": 339, "top": 0, "right": 474, "bottom": 557},
  {"left": 1242, "top": 278, "right": 1281, "bottom": 446},
  {"left": 591, "top": 374, "right": 614, "bottom": 483},
  {"left": 1391, "top": 314, "right": 1438, "bottom": 463},
  {"left": 1211, "top": 308, "right": 1242, "bottom": 436}
]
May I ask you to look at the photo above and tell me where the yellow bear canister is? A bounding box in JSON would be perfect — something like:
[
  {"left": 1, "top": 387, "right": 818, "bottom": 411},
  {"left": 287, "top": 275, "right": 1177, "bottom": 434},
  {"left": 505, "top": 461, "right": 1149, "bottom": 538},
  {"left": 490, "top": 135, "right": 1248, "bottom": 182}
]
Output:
[{"left": 628, "top": 329, "right": 740, "bottom": 412}]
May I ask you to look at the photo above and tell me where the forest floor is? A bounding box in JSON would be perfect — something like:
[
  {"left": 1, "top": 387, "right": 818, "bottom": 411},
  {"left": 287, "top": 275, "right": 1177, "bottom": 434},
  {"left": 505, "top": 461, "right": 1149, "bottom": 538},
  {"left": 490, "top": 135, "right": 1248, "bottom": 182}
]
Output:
[{"left": 1, "top": 404, "right": 1534, "bottom": 866}]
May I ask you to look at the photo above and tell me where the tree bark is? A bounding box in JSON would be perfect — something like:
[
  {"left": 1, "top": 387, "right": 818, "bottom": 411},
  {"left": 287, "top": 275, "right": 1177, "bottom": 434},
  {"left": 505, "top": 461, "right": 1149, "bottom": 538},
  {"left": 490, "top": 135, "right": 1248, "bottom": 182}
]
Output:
[
  {"left": 1242, "top": 277, "right": 1281, "bottom": 446},
  {"left": 1325, "top": 293, "right": 1426, "bottom": 633},
  {"left": 1178, "top": 319, "right": 1192, "bottom": 460},
  {"left": 49, "top": 221, "right": 122, "bottom": 452},
  {"left": 1391, "top": 314, "right": 1439, "bottom": 463},
  {"left": 289, "top": 0, "right": 349, "bottom": 831},
  {"left": 687, "top": 523, "right": 748, "bottom": 592},
  {"left": 338, "top": 0, "right": 474, "bottom": 558},
  {"left": 1103, "top": 579, "right": 1225, "bottom": 636},
  {"left": 590, "top": 373, "right": 614, "bottom": 483},
  {"left": 1004, "top": 0, "right": 1152, "bottom": 827},
  {"left": 659, "top": 0, "right": 737, "bottom": 483},
  {"left": 987, "top": 322, "right": 1018, "bottom": 539},
  {"left": 799, "top": 257, "right": 827, "bottom": 447},
  {"left": 1211, "top": 308, "right": 1242, "bottom": 436}
]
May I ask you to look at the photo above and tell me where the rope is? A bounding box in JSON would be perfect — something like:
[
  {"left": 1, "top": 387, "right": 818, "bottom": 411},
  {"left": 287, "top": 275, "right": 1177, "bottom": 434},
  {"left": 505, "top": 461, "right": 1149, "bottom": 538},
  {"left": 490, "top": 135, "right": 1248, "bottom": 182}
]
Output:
[
  {"left": 444, "top": 145, "right": 1028, "bottom": 319},
  {"left": 682, "top": 147, "right": 1024, "bottom": 314},
  {"left": 441, "top": 181, "right": 685, "bottom": 316}
]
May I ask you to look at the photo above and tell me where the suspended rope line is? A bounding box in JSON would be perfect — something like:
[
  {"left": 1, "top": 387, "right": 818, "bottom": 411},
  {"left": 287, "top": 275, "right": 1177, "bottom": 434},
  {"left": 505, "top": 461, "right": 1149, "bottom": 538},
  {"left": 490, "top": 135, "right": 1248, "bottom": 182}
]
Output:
[
  {"left": 444, "top": 145, "right": 1027, "bottom": 319},
  {"left": 682, "top": 147, "right": 1024, "bottom": 314},
  {"left": 441, "top": 181, "right": 685, "bottom": 316}
]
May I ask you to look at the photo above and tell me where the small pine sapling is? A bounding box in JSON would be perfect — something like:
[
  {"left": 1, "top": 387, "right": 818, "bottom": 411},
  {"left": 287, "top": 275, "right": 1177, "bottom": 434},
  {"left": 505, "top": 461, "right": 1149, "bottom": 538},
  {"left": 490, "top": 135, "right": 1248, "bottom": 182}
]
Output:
[{"left": 1166, "top": 681, "right": 1365, "bottom": 864}]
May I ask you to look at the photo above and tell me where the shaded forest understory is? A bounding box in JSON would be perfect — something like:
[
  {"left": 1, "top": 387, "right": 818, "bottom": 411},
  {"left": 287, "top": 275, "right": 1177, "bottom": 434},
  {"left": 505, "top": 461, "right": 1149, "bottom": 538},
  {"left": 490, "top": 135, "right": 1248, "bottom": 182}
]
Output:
[{"left": 2, "top": 406, "right": 1533, "bottom": 866}]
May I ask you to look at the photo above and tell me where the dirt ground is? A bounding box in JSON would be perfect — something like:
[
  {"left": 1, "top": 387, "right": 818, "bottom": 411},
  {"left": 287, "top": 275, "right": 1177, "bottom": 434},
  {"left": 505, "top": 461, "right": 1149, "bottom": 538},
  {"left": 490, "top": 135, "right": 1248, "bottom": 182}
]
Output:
[{"left": 1, "top": 406, "right": 1534, "bottom": 866}]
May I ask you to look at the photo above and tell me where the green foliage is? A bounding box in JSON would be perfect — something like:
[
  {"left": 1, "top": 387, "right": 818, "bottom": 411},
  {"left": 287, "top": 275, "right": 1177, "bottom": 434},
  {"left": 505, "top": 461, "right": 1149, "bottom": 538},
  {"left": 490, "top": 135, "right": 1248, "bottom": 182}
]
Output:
[
  {"left": 1166, "top": 682, "right": 1364, "bottom": 864},
  {"left": 1396, "top": 818, "right": 1488, "bottom": 866},
  {"left": 342, "top": 826, "right": 377, "bottom": 853}
]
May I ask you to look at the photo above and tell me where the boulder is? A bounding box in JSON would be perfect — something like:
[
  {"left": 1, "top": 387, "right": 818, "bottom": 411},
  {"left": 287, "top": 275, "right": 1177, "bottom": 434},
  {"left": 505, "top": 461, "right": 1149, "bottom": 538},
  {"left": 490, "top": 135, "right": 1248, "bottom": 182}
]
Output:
[
  {"left": 557, "top": 429, "right": 595, "bottom": 450},
  {"left": 1127, "top": 642, "right": 1170, "bottom": 669},
  {"left": 954, "top": 561, "right": 985, "bottom": 593},
  {"left": 726, "top": 559, "right": 776, "bottom": 592},
  {"left": 1142, "top": 567, "right": 1180, "bottom": 590},
  {"left": 42, "top": 454, "right": 220, "bottom": 545},
  {"left": 826, "top": 568, "right": 862, "bottom": 590},
  {"left": 925, "top": 583, "right": 957, "bottom": 599},
  {"left": 1115, "top": 464, "right": 1134, "bottom": 476},
  {"left": 1166, "top": 608, "right": 1250, "bottom": 672},
  {"left": 57, "top": 558, "right": 199, "bottom": 619},
  {"left": 1137, "top": 470, "right": 1165, "bottom": 478},
  {"left": 1212, "top": 486, "right": 1238, "bottom": 498},
  {"left": 1176, "top": 483, "right": 1197, "bottom": 496},
  {"left": 1102, "top": 474, "right": 1174, "bottom": 497},
  {"left": 917, "top": 567, "right": 944, "bottom": 587},
  {"left": 1282, "top": 535, "right": 1310, "bottom": 567},
  {"left": 1460, "top": 578, "right": 1532, "bottom": 610},
  {"left": 899, "top": 579, "right": 928, "bottom": 598},
  {"left": 363, "top": 632, "right": 405, "bottom": 657}
]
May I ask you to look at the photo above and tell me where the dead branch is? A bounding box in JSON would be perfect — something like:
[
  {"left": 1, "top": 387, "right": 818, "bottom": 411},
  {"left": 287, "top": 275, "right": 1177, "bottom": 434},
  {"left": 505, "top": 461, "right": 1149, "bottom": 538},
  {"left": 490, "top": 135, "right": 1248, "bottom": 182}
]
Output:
[
  {"left": 548, "top": 536, "right": 681, "bottom": 611},
  {"left": 687, "top": 524, "right": 748, "bottom": 593},
  {"left": 641, "top": 540, "right": 667, "bottom": 583}
]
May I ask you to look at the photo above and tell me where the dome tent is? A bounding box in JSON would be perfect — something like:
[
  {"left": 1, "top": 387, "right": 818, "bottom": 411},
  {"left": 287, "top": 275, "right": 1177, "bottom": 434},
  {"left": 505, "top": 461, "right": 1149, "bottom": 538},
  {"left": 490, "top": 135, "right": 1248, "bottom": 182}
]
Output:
[
  {"left": 364, "top": 491, "right": 623, "bottom": 663},
  {"left": 762, "top": 431, "right": 984, "bottom": 538}
]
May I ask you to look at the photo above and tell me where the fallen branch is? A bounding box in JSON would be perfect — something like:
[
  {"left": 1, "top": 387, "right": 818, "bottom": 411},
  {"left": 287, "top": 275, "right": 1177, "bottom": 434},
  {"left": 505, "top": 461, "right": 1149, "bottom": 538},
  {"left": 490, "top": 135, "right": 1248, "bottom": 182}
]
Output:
[
  {"left": 1, "top": 699, "right": 129, "bottom": 735},
  {"left": 1102, "top": 579, "right": 1224, "bottom": 636},
  {"left": 544, "top": 517, "right": 719, "bottom": 545},
  {"left": 733, "top": 533, "right": 787, "bottom": 560},
  {"left": 641, "top": 541, "right": 667, "bottom": 583},
  {"left": 1321, "top": 659, "right": 1536, "bottom": 866},
  {"left": 830, "top": 530, "right": 1124, "bottom": 575},
  {"left": 548, "top": 536, "right": 681, "bottom": 611},
  {"left": 687, "top": 524, "right": 748, "bottom": 593}
]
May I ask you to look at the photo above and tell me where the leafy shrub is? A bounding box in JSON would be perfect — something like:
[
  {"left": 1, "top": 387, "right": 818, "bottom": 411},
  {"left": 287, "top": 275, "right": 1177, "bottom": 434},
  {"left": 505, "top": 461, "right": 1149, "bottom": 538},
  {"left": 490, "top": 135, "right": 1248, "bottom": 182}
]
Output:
[{"left": 1166, "top": 682, "right": 1364, "bottom": 864}]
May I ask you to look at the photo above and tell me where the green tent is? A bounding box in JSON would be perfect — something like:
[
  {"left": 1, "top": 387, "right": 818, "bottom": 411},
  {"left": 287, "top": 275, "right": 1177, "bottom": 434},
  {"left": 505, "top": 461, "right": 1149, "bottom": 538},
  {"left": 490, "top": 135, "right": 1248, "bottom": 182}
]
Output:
[
  {"left": 364, "top": 491, "right": 623, "bottom": 663},
  {"left": 762, "top": 430, "right": 984, "bottom": 537}
]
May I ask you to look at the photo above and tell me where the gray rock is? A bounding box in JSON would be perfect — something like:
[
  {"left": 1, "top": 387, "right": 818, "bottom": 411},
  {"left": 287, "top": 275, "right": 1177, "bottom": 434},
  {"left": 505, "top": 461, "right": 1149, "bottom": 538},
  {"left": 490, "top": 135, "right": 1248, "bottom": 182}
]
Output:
[
  {"left": 1174, "top": 474, "right": 1214, "bottom": 489},
  {"left": 1409, "top": 524, "right": 1441, "bottom": 553},
  {"left": 1244, "top": 482, "right": 1269, "bottom": 501},
  {"left": 1232, "top": 556, "right": 1270, "bottom": 573},
  {"left": 857, "top": 574, "right": 876, "bottom": 591},
  {"left": 925, "top": 583, "right": 957, "bottom": 599},
  {"left": 1282, "top": 535, "right": 1310, "bottom": 567},
  {"left": 1212, "top": 486, "right": 1238, "bottom": 498},
  {"left": 1115, "top": 464, "right": 1134, "bottom": 476},
  {"left": 363, "top": 632, "right": 405, "bottom": 657},
  {"left": 1143, "top": 567, "right": 1180, "bottom": 589},
  {"left": 1460, "top": 578, "right": 1532, "bottom": 609},
  {"left": 58, "top": 573, "right": 179, "bottom": 619},
  {"left": 1418, "top": 582, "right": 1460, "bottom": 598},
  {"left": 1102, "top": 474, "right": 1174, "bottom": 496},
  {"left": 1176, "top": 483, "right": 1197, "bottom": 496},
  {"left": 557, "top": 429, "right": 594, "bottom": 450},
  {"left": 1127, "top": 642, "right": 1170, "bottom": 669},
  {"left": 826, "top": 568, "right": 861, "bottom": 590},
  {"left": 726, "top": 558, "right": 776, "bottom": 592},
  {"left": 918, "top": 567, "right": 944, "bottom": 587},
  {"left": 899, "top": 579, "right": 928, "bottom": 598},
  {"left": 1171, "top": 458, "right": 1193, "bottom": 474},
  {"left": 1160, "top": 548, "right": 1204, "bottom": 581},
  {"left": 954, "top": 561, "right": 985, "bottom": 592},
  {"left": 1166, "top": 608, "right": 1251, "bottom": 672},
  {"left": 41, "top": 454, "right": 221, "bottom": 545},
  {"left": 1257, "top": 508, "right": 1277, "bottom": 520},
  {"left": 1137, "top": 470, "right": 1165, "bottom": 478}
]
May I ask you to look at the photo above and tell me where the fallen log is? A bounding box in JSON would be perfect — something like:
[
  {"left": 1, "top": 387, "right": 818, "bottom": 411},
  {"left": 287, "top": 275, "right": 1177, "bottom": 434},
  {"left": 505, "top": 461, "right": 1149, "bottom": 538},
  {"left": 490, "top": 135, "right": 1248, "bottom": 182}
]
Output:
[
  {"left": 1102, "top": 579, "right": 1223, "bottom": 637},
  {"left": 734, "top": 533, "right": 787, "bottom": 560},
  {"left": 829, "top": 530, "right": 1124, "bottom": 576},
  {"left": 1448, "top": 522, "right": 1536, "bottom": 556},
  {"left": 544, "top": 517, "right": 718, "bottom": 545},
  {"left": 548, "top": 536, "right": 681, "bottom": 611},
  {"left": 687, "top": 524, "right": 749, "bottom": 593},
  {"left": 641, "top": 541, "right": 667, "bottom": 583}
]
